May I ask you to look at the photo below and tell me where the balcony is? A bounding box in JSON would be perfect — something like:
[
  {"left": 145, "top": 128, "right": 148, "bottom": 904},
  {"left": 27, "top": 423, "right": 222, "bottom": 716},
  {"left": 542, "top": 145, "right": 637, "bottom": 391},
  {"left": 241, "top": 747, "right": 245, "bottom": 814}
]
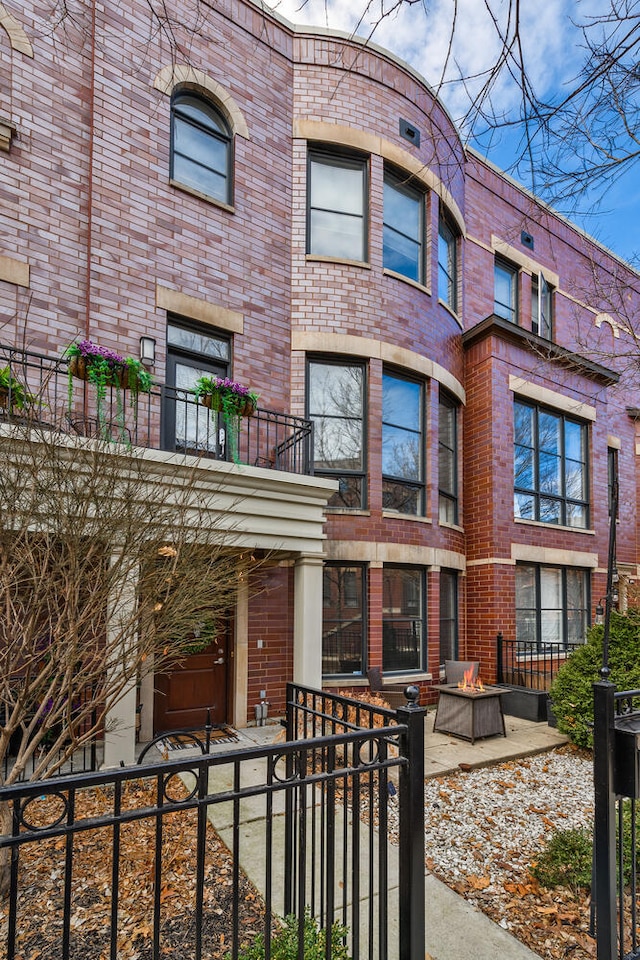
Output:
[{"left": 0, "top": 344, "right": 313, "bottom": 475}]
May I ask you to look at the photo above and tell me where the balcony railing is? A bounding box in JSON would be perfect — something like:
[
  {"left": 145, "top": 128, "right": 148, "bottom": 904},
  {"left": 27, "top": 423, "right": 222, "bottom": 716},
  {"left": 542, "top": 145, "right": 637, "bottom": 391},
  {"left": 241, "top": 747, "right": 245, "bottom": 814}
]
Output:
[{"left": 0, "top": 344, "right": 313, "bottom": 474}]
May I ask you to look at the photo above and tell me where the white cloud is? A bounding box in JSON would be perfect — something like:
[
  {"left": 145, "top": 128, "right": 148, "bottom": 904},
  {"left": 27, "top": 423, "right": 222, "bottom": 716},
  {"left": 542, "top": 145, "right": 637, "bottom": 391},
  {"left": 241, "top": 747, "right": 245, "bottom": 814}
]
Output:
[{"left": 265, "top": 0, "right": 586, "bottom": 134}]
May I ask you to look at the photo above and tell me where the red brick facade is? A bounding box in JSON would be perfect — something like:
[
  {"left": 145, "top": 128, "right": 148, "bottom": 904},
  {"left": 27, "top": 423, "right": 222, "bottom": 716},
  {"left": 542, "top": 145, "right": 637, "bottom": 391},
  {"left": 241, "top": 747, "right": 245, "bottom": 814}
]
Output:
[{"left": 2, "top": 0, "right": 639, "bottom": 724}]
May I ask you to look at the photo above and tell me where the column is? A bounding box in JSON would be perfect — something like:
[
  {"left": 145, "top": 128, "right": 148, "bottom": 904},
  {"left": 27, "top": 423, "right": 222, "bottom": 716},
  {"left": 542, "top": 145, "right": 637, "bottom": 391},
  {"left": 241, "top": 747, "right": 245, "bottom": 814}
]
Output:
[{"left": 293, "top": 554, "right": 324, "bottom": 688}]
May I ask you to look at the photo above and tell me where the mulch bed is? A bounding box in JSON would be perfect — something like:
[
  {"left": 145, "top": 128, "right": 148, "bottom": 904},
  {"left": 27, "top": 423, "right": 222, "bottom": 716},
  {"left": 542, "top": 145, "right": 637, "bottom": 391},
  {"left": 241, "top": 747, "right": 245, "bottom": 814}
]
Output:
[{"left": 0, "top": 779, "right": 266, "bottom": 960}]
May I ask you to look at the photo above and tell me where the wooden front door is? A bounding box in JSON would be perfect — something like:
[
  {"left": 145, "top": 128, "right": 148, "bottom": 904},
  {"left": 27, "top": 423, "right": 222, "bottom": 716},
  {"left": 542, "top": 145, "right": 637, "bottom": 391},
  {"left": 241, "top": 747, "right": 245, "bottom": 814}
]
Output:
[{"left": 154, "top": 628, "right": 230, "bottom": 733}]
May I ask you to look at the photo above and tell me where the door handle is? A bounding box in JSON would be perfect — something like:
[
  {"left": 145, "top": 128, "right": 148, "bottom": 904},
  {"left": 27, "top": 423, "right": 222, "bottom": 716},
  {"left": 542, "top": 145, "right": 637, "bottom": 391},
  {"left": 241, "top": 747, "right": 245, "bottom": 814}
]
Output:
[{"left": 213, "top": 657, "right": 225, "bottom": 665}]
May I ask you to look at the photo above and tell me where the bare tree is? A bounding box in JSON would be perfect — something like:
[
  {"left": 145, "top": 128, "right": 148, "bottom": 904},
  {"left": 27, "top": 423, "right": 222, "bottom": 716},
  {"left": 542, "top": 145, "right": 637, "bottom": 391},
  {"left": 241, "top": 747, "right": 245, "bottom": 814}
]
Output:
[{"left": 0, "top": 418, "right": 259, "bottom": 791}]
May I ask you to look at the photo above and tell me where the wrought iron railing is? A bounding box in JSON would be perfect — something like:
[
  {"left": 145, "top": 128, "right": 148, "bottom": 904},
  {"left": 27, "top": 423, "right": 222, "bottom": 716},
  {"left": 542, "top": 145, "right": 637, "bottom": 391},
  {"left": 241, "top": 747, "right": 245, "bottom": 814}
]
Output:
[
  {"left": 0, "top": 685, "right": 426, "bottom": 960},
  {"left": 593, "top": 683, "right": 640, "bottom": 960},
  {"left": 0, "top": 343, "right": 313, "bottom": 474},
  {"left": 496, "top": 633, "right": 583, "bottom": 691}
]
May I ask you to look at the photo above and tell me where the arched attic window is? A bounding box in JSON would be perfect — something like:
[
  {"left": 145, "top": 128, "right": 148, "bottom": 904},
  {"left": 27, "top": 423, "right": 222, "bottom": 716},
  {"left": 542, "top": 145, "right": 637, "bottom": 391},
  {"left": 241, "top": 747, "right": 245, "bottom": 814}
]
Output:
[{"left": 170, "top": 91, "right": 232, "bottom": 204}]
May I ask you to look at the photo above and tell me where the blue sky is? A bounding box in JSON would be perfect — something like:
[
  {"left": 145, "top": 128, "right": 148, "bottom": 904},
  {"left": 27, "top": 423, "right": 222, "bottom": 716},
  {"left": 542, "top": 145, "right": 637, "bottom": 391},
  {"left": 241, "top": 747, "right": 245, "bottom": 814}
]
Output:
[{"left": 266, "top": 0, "right": 639, "bottom": 267}]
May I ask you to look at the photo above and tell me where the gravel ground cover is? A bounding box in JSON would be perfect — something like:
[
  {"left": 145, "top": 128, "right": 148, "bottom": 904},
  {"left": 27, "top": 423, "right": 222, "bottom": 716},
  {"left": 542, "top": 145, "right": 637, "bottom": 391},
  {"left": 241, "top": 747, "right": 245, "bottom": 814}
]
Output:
[{"left": 420, "top": 744, "right": 597, "bottom": 960}]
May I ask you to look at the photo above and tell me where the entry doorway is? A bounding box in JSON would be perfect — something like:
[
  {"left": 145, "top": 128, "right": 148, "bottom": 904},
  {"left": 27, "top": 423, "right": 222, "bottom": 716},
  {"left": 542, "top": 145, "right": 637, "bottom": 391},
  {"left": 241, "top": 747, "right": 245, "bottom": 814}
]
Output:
[{"left": 154, "top": 625, "right": 231, "bottom": 732}]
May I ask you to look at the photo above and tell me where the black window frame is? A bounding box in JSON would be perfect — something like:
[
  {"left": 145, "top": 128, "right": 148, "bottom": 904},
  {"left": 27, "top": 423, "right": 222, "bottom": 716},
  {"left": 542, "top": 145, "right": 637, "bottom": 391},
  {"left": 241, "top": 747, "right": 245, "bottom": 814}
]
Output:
[
  {"left": 382, "top": 367, "right": 424, "bottom": 516},
  {"left": 170, "top": 91, "right": 233, "bottom": 205},
  {"left": 383, "top": 166, "right": 425, "bottom": 284},
  {"left": 515, "top": 562, "right": 590, "bottom": 650},
  {"left": 307, "top": 357, "right": 367, "bottom": 509},
  {"left": 439, "top": 569, "right": 459, "bottom": 666},
  {"left": 531, "top": 272, "right": 553, "bottom": 339},
  {"left": 494, "top": 257, "right": 519, "bottom": 324},
  {"left": 162, "top": 317, "right": 231, "bottom": 456},
  {"left": 438, "top": 390, "right": 459, "bottom": 525},
  {"left": 382, "top": 565, "right": 426, "bottom": 674},
  {"left": 438, "top": 212, "right": 458, "bottom": 312},
  {"left": 306, "top": 147, "right": 368, "bottom": 263},
  {"left": 322, "top": 562, "right": 367, "bottom": 678},
  {"left": 514, "top": 399, "right": 590, "bottom": 528}
]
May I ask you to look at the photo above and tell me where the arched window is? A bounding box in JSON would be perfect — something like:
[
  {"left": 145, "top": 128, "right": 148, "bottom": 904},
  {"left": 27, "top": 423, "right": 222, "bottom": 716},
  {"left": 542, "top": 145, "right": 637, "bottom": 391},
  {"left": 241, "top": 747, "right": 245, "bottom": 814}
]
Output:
[{"left": 170, "top": 92, "right": 232, "bottom": 204}]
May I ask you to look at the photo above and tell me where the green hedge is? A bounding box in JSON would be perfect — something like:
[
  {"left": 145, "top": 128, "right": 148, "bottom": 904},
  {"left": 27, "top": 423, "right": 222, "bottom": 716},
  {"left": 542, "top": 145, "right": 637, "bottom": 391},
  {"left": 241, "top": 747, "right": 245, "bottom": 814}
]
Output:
[{"left": 550, "top": 610, "right": 640, "bottom": 748}]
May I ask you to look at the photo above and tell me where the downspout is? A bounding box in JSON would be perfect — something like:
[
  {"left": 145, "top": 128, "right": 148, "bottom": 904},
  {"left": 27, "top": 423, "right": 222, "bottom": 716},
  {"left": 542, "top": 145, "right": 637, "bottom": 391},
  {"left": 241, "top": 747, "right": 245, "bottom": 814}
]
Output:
[{"left": 84, "top": 0, "right": 97, "bottom": 338}]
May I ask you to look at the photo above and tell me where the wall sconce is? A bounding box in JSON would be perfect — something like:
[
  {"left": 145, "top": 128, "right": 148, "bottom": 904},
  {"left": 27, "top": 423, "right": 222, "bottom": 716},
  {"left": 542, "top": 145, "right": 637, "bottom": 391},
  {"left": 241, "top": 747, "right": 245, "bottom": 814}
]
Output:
[{"left": 139, "top": 336, "right": 156, "bottom": 366}]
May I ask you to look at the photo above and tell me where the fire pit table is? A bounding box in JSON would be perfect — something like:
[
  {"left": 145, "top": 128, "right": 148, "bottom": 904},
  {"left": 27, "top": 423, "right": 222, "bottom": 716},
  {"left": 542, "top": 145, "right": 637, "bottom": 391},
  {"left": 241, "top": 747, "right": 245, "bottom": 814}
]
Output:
[{"left": 434, "top": 684, "right": 507, "bottom": 744}]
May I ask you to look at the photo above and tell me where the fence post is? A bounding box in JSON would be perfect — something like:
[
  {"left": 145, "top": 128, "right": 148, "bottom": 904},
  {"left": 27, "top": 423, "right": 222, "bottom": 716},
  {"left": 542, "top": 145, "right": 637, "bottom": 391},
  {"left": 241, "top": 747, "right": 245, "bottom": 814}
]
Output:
[
  {"left": 593, "top": 680, "right": 617, "bottom": 960},
  {"left": 397, "top": 694, "right": 426, "bottom": 960},
  {"left": 284, "top": 682, "right": 295, "bottom": 917}
]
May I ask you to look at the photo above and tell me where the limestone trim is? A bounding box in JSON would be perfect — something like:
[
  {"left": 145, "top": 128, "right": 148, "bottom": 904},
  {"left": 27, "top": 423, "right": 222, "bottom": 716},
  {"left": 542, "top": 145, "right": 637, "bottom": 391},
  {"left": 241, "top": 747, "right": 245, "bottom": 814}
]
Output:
[
  {"left": 0, "top": 116, "right": 16, "bottom": 152},
  {"left": 466, "top": 557, "right": 514, "bottom": 567},
  {"left": 153, "top": 65, "right": 250, "bottom": 140},
  {"left": 0, "top": 255, "right": 29, "bottom": 287},
  {"left": 491, "top": 235, "right": 560, "bottom": 288},
  {"left": 607, "top": 435, "right": 621, "bottom": 450},
  {"left": 156, "top": 284, "right": 244, "bottom": 333},
  {"left": 293, "top": 119, "right": 465, "bottom": 236},
  {"left": 0, "top": 4, "right": 33, "bottom": 56},
  {"left": 511, "top": 543, "right": 598, "bottom": 568},
  {"left": 595, "top": 312, "right": 622, "bottom": 339},
  {"left": 508, "top": 375, "right": 596, "bottom": 421},
  {"left": 325, "top": 540, "right": 465, "bottom": 570},
  {"left": 292, "top": 331, "right": 465, "bottom": 404}
]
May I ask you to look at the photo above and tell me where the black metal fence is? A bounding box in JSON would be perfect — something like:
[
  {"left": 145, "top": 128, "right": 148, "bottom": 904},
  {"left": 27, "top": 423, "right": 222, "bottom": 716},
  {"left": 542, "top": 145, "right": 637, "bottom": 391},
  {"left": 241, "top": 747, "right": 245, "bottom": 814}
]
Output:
[
  {"left": 0, "top": 683, "right": 425, "bottom": 960},
  {"left": 593, "top": 681, "right": 640, "bottom": 960},
  {"left": 496, "top": 633, "right": 583, "bottom": 690},
  {"left": 0, "top": 343, "right": 313, "bottom": 474}
]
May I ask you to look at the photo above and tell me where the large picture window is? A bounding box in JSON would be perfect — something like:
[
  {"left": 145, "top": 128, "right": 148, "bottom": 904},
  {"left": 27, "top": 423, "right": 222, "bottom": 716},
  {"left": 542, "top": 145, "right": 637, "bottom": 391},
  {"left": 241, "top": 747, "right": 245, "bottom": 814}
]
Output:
[
  {"left": 322, "top": 564, "right": 366, "bottom": 676},
  {"left": 308, "top": 359, "right": 366, "bottom": 508},
  {"left": 171, "top": 93, "right": 232, "bottom": 204},
  {"left": 307, "top": 150, "right": 367, "bottom": 262},
  {"left": 382, "top": 566, "right": 425, "bottom": 673},
  {"left": 383, "top": 168, "right": 423, "bottom": 283},
  {"left": 514, "top": 400, "right": 589, "bottom": 528},
  {"left": 438, "top": 391, "right": 458, "bottom": 524},
  {"left": 382, "top": 370, "right": 423, "bottom": 514},
  {"left": 516, "top": 564, "right": 589, "bottom": 648}
]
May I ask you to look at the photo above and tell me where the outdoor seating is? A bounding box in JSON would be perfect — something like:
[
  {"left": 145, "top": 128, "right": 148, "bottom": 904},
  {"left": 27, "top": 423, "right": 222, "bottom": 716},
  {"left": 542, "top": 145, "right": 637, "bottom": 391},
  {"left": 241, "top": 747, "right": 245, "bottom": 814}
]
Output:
[{"left": 366, "top": 666, "right": 415, "bottom": 709}]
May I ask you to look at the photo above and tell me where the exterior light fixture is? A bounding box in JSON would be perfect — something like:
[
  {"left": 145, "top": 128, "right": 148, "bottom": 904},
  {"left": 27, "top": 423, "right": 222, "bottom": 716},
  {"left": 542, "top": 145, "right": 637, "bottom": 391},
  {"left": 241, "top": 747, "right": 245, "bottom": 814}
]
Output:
[
  {"left": 139, "top": 336, "right": 156, "bottom": 366},
  {"left": 595, "top": 600, "right": 605, "bottom": 625}
]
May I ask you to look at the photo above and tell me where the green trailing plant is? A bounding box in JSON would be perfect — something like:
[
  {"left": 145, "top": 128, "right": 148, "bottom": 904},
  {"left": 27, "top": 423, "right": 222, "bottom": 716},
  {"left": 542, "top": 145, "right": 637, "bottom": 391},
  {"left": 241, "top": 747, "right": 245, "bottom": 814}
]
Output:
[
  {"left": 66, "top": 340, "right": 153, "bottom": 438},
  {"left": 0, "top": 367, "right": 36, "bottom": 411},
  {"left": 549, "top": 610, "right": 640, "bottom": 748},
  {"left": 231, "top": 911, "right": 351, "bottom": 960},
  {"left": 194, "top": 375, "right": 258, "bottom": 464}
]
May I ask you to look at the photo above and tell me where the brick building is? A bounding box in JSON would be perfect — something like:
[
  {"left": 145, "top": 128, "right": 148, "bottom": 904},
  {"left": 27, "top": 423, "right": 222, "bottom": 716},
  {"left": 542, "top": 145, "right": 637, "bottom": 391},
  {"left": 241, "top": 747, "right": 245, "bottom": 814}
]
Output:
[{"left": 1, "top": 0, "right": 639, "bottom": 761}]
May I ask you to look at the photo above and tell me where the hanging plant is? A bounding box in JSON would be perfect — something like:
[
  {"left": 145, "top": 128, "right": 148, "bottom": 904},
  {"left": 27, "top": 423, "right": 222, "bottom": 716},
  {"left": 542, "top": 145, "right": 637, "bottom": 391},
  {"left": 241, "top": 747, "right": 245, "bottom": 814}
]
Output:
[
  {"left": 66, "top": 340, "right": 153, "bottom": 437},
  {"left": 194, "top": 375, "right": 258, "bottom": 463}
]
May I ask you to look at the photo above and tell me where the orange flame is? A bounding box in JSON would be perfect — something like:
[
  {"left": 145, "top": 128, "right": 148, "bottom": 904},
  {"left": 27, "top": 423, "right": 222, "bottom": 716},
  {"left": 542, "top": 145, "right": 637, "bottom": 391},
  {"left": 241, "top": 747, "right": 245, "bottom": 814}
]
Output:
[{"left": 457, "top": 668, "right": 485, "bottom": 692}]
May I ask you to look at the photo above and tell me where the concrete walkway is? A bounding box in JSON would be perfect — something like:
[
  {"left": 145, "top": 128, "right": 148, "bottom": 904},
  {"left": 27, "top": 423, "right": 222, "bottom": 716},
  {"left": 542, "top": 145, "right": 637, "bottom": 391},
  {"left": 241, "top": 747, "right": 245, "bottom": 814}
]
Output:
[{"left": 204, "top": 712, "right": 569, "bottom": 960}]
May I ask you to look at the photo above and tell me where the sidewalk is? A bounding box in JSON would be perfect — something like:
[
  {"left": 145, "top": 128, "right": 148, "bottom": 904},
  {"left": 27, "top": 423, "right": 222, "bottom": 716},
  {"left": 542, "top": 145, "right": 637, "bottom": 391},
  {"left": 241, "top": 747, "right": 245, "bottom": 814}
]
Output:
[{"left": 208, "top": 713, "right": 568, "bottom": 960}]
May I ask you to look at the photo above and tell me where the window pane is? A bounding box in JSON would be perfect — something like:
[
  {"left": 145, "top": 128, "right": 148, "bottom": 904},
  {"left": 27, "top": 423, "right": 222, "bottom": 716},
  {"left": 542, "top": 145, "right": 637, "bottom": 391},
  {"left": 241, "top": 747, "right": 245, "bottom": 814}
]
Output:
[
  {"left": 439, "top": 494, "right": 456, "bottom": 524},
  {"left": 309, "top": 210, "right": 364, "bottom": 260},
  {"left": 515, "top": 492, "right": 534, "bottom": 519},
  {"left": 309, "top": 363, "right": 364, "bottom": 417},
  {"left": 382, "top": 567, "right": 424, "bottom": 672},
  {"left": 322, "top": 565, "right": 365, "bottom": 676},
  {"left": 309, "top": 361, "right": 365, "bottom": 507},
  {"left": 539, "top": 497, "right": 561, "bottom": 523},
  {"left": 167, "top": 325, "right": 230, "bottom": 360},
  {"left": 384, "top": 180, "right": 420, "bottom": 237},
  {"left": 173, "top": 155, "right": 227, "bottom": 201},
  {"left": 439, "top": 570, "right": 458, "bottom": 664},
  {"left": 541, "top": 610, "right": 562, "bottom": 645},
  {"left": 310, "top": 160, "right": 364, "bottom": 215},
  {"left": 494, "top": 262, "right": 516, "bottom": 321},
  {"left": 174, "top": 119, "right": 227, "bottom": 174},
  {"left": 383, "top": 226, "right": 420, "bottom": 281},
  {"left": 438, "top": 219, "right": 457, "bottom": 310},
  {"left": 515, "top": 565, "right": 535, "bottom": 607},
  {"left": 514, "top": 444, "right": 533, "bottom": 488},
  {"left": 514, "top": 403, "right": 533, "bottom": 446},
  {"left": 539, "top": 451, "right": 561, "bottom": 494},
  {"left": 383, "top": 480, "right": 420, "bottom": 515},
  {"left": 382, "top": 373, "right": 421, "bottom": 487}
]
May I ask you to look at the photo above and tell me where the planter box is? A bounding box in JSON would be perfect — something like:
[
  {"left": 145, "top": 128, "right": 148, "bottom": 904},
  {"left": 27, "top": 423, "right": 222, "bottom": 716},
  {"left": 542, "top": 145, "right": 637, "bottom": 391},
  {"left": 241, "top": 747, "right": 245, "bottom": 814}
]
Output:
[{"left": 499, "top": 685, "right": 549, "bottom": 722}]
